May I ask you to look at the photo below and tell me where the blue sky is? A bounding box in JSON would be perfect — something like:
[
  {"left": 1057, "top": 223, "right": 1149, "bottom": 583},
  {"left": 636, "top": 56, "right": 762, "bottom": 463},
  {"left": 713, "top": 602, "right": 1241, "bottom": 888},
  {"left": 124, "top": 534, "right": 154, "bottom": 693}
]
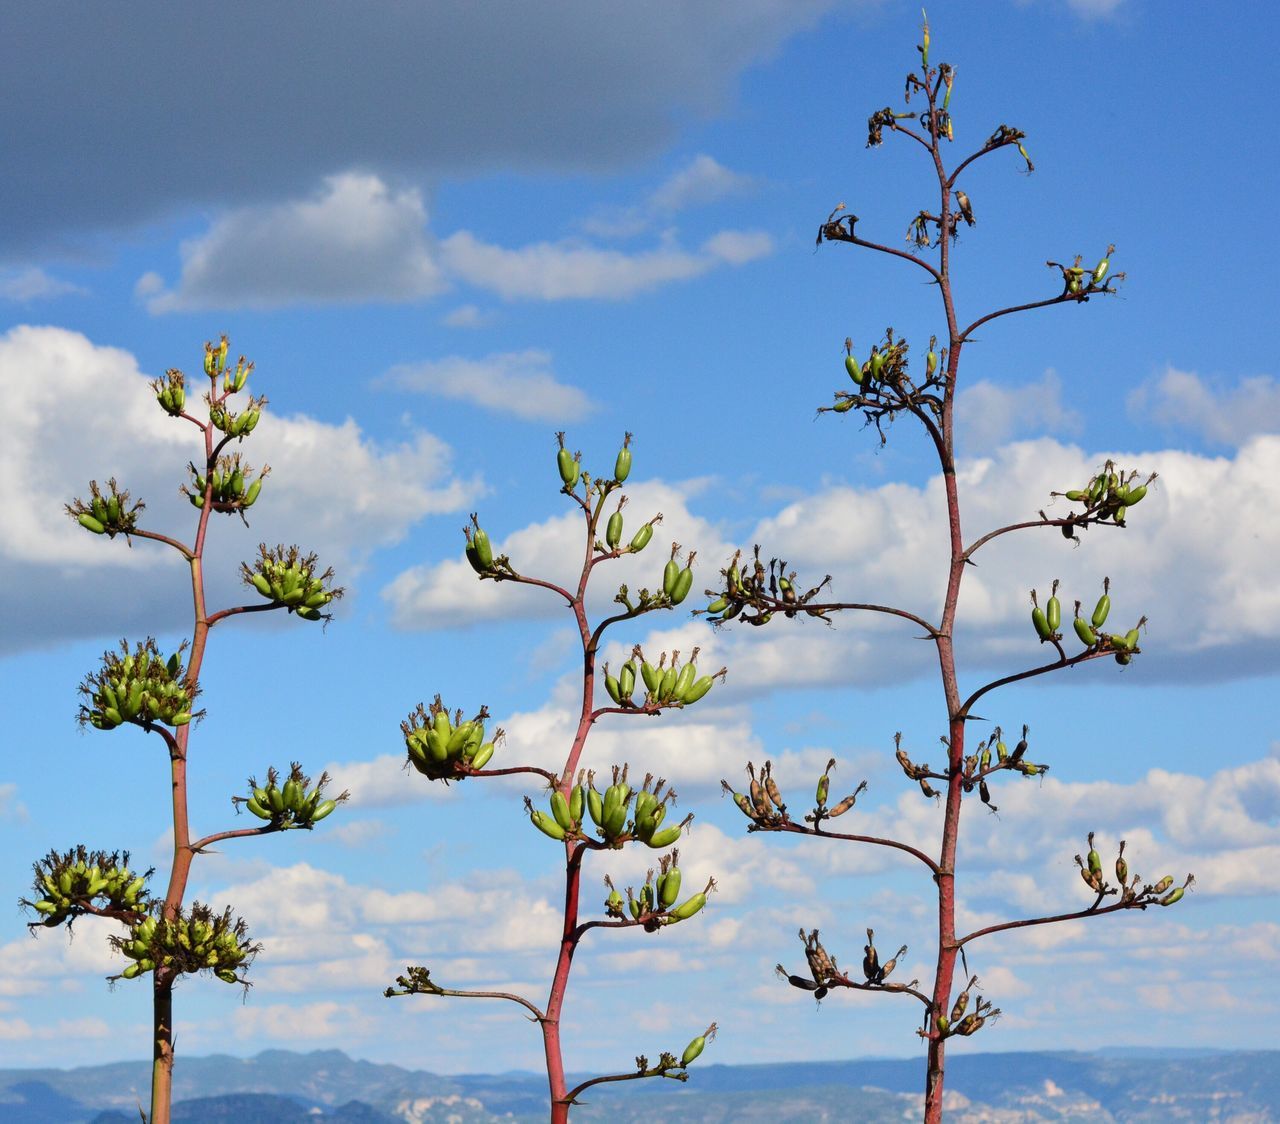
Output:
[{"left": 2, "top": 0, "right": 1278, "bottom": 1080}]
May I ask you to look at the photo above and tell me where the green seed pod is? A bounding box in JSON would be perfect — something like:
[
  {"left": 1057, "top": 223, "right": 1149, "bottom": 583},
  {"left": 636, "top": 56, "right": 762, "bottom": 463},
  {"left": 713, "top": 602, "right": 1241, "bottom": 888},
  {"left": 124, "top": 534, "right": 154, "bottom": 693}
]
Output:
[
  {"left": 614, "top": 443, "right": 632, "bottom": 483},
  {"left": 671, "top": 567, "right": 694, "bottom": 605},
  {"left": 473, "top": 528, "right": 493, "bottom": 569},
  {"left": 557, "top": 447, "right": 579, "bottom": 487},
  {"left": 845, "top": 354, "right": 864, "bottom": 384},
  {"left": 550, "top": 790, "right": 574, "bottom": 831},
  {"left": 630, "top": 524, "right": 653, "bottom": 552},
  {"left": 605, "top": 511, "right": 623, "bottom": 550},
  {"left": 1092, "top": 594, "right": 1111, "bottom": 629},
  {"left": 78, "top": 512, "right": 107, "bottom": 534},
  {"left": 671, "top": 892, "right": 707, "bottom": 921},
  {"left": 470, "top": 742, "right": 494, "bottom": 769},
  {"left": 1032, "top": 605, "right": 1051, "bottom": 641},
  {"left": 1046, "top": 593, "right": 1061, "bottom": 633},
  {"left": 1074, "top": 617, "right": 1097, "bottom": 647},
  {"left": 681, "top": 1034, "right": 707, "bottom": 1066},
  {"left": 663, "top": 558, "right": 679, "bottom": 597},
  {"left": 531, "top": 809, "right": 566, "bottom": 841}
]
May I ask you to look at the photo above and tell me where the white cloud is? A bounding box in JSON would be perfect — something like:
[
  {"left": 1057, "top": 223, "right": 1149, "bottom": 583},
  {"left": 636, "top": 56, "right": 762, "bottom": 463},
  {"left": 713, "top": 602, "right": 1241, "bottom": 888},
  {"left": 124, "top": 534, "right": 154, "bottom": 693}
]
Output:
[
  {"left": 956, "top": 370, "right": 1082, "bottom": 447},
  {"left": 1066, "top": 0, "right": 1127, "bottom": 16},
  {"left": 582, "top": 154, "right": 759, "bottom": 238},
  {"left": 0, "top": 325, "right": 477, "bottom": 651},
  {"left": 650, "top": 155, "right": 756, "bottom": 213},
  {"left": 233, "top": 1000, "right": 378, "bottom": 1041},
  {"left": 1128, "top": 366, "right": 1280, "bottom": 446},
  {"left": 140, "top": 173, "right": 445, "bottom": 311},
  {"left": 440, "top": 227, "right": 773, "bottom": 301},
  {"left": 324, "top": 753, "right": 459, "bottom": 810},
  {"left": 0, "top": 782, "right": 28, "bottom": 823},
  {"left": 384, "top": 431, "right": 1280, "bottom": 683},
  {"left": 379, "top": 349, "right": 594, "bottom": 422},
  {"left": 0, "top": 266, "right": 85, "bottom": 301},
  {"left": 383, "top": 477, "right": 733, "bottom": 632},
  {"left": 440, "top": 304, "right": 491, "bottom": 329}
]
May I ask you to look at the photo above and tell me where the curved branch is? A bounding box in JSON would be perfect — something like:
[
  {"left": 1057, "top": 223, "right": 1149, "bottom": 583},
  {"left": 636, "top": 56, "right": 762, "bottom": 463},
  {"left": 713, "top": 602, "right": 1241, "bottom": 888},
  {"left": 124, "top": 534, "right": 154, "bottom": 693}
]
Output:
[
  {"left": 759, "top": 597, "right": 940, "bottom": 637},
  {"left": 825, "top": 226, "right": 942, "bottom": 285},
  {"left": 777, "top": 821, "right": 939, "bottom": 875},
  {"left": 384, "top": 972, "right": 545, "bottom": 1021},
  {"left": 494, "top": 571, "right": 575, "bottom": 607},
  {"left": 959, "top": 290, "right": 1094, "bottom": 342},
  {"left": 471, "top": 763, "right": 558, "bottom": 784},
  {"left": 826, "top": 970, "right": 933, "bottom": 1008},
  {"left": 947, "top": 139, "right": 1018, "bottom": 187},
  {"left": 957, "top": 648, "right": 1115, "bottom": 720},
  {"left": 957, "top": 894, "right": 1145, "bottom": 949},
  {"left": 190, "top": 825, "right": 275, "bottom": 852},
  {"left": 126, "top": 528, "right": 195, "bottom": 561},
  {"left": 962, "top": 514, "right": 1122, "bottom": 561},
  {"left": 204, "top": 602, "right": 288, "bottom": 627},
  {"left": 563, "top": 1064, "right": 688, "bottom": 1105}
]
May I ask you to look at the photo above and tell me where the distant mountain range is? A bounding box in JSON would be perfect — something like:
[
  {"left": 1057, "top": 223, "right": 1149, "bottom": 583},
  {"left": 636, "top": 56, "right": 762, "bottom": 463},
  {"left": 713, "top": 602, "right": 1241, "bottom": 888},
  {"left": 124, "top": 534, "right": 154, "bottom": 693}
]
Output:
[{"left": 1, "top": 1046, "right": 1275, "bottom": 1122}]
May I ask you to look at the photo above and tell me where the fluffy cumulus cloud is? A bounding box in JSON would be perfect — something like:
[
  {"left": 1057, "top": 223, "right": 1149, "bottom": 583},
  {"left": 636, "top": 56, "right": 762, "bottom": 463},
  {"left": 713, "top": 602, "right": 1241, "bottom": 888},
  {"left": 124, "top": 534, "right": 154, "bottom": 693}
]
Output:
[
  {"left": 0, "top": 325, "right": 477, "bottom": 653},
  {"left": 1, "top": 2, "right": 843, "bottom": 256},
  {"left": 378, "top": 349, "right": 594, "bottom": 422},
  {"left": 135, "top": 163, "right": 773, "bottom": 310},
  {"left": 138, "top": 173, "right": 445, "bottom": 311},
  {"left": 383, "top": 477, "right": 733, "bottom": 632},
  {"left": 439, "top": 228, "right": 773, "bottom": 301},
  {"left": 1128, "top": 366, "right": 1280, "bottom": 447}
]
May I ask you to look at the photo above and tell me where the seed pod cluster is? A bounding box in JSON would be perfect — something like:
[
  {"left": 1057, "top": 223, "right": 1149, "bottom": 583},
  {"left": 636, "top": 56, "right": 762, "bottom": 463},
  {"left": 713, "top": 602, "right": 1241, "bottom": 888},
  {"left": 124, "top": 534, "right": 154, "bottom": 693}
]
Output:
[
  {"left": 402, "top": 697, "right": 499, "bottom": 780},
  {"left": 185, "top": 452, "right": 269, "bottom": 513},
  {"left": 606, "top": 865, "right": 716, "bottom": 930},
  {"left": 238, "top": 762, "right": 346, "bottom": 829},
  {"left": 862, "top": 928, "right": 909, "bottom": 986},
  {"left": 241, "top": 544, "right": 342, "bottom": 621},
  {"left": 1051, "top": 460, "right": 1155, "bottom": 536},
  {"left": 111, "top": 902, "right": 258, "bottom": 985},
  {"left": 1073, "top": 832, "right": 1195, "bottom": 907},
  {"left": 528, "top": 766, "right": 693, "bottom": 850},
  {"left": 1046, "top": 246, "right": 1124, "bottom": 298},
  {"left": 207, "top": 392, "right": 266, "bottom": 441},
  {"left": 607, "top": 646, "right": 726, "bottom": 710},
  {"left": 702, "top": 545, "right": 832, "bottom": 627},
  {"left": 78, "top": 639, "right": 198, "bottom": 731},
  {"left": 152, "top": 368, "right": 187, "bottom": 416},
  {"left": 1071, "top": 593, "right": 1146, "bottom": 665},
  {"left": 936, "top": 977, "right": 1000, "bottom": 1039},
  {"left": 66, "top": 477, "right": 144, "bottom": 538},
  {"left": 23, "top": 846, "right": 152, "bottom": 929},
  {"left": 803, "top": 757, "right": 870, "bottom": 825},
  {"left": 722, "top": 760, "right": 808, "bottom": 831}
]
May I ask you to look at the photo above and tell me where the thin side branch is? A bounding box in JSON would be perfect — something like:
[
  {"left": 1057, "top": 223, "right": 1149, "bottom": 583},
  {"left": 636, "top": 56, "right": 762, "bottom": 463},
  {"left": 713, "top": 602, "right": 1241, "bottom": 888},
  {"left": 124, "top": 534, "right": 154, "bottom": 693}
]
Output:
[
  {"left": 957, "top": 895, "right": 1150, "bottom": 948},
  {"left": 958, "top": 648, "right": 1115, "bottom": 719},
  {"left": 777, "top": 822, "right": 940, "bottom": 875}
]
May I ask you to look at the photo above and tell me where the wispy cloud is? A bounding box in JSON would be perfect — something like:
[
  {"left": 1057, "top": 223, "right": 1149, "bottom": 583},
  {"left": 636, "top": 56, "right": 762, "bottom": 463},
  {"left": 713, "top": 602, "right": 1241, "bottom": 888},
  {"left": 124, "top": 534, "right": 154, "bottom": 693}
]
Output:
[
  {"left": 582, "top": 154, "right": 758, "bottom": 238},
  {"left": 440, "top": 228, "right": 772, "bottom": 301},
  {"left": 379, "top": 349, "right": 595, "bottom": 422},
  {"left": 0, "top": 267, "right": 85, "bottom": 302},
  {"left": 956, "top": 369, "right": 1082, "bottom": 447}
]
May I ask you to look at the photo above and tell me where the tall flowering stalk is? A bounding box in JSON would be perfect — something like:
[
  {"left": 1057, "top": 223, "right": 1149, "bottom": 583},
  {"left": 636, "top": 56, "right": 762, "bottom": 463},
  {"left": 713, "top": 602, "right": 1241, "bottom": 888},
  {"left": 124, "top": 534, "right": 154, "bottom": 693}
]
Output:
[{"left": 22, "top": 337, "right": 347, "bottom": 1124}]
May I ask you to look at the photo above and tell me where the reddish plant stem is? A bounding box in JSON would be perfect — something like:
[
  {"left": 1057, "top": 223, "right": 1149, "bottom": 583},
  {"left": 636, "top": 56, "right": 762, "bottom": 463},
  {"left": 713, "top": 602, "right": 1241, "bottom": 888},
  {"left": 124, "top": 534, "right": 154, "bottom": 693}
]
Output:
[
  {"left": 924, "top": 70, "right": 964, "bottom": 1124},
  {"left": 150, "top": 375, "right": 221, "bottom": 1124}
]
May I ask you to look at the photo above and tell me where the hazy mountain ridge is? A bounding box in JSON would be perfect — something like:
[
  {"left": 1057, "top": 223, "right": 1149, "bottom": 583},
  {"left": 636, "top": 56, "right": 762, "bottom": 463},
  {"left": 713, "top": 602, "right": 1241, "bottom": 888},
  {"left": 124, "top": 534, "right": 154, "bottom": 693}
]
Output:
[{"left": 0, "top": 1047, "right": 1273, "bottom": 1122}]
